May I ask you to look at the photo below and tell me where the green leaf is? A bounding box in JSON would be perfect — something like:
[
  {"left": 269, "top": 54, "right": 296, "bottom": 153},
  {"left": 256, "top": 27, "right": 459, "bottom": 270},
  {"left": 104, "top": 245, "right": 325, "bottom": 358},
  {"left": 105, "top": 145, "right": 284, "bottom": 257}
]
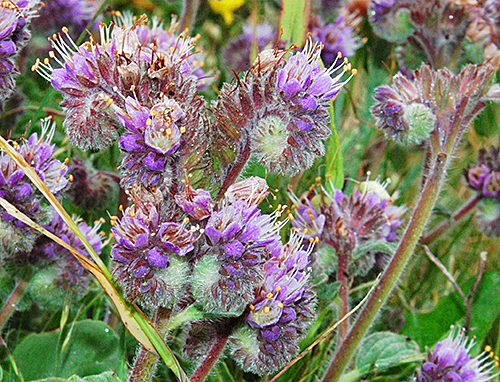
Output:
[
  {"left": 401, "top": 271, "right": 500, "bottom": 348},
  {"left": 13, "top": 320, "right": 120, "bottom": 381},
  {"left": 280, "top": 0, "right": 308, "bottom": 46},
  {"left": 325, "top": 103, "right": 344, "bottom": 191},
  {"left": 33, "top": 371, "right": 122, "bottom": 382},
  {"left": 355, "top": 332, "right": 421, "bottom": 376}
]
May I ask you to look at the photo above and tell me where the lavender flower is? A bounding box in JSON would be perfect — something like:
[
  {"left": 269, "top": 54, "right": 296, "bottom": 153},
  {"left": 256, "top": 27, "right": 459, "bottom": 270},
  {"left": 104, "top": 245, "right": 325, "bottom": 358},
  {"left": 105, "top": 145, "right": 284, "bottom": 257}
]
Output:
[
  {"left": 66, "top": 158, "right": 120, "bottom": 211},
  {"left": 372, "top": 64, "right": 499, "bottom": 147},
  {"left": 0, "top": 122, "right": 68, "bottom": 255},
  {"left": 415, "top": 327, "right": 496, "bottom": 382},
  {"left": 26, "top": 211, "right": 103, "bottom": 307},
  {"left": 174, "top": 179, "right": 214, "bottom": 220},
  {"left": 213, "top": 37, "right": 356, "bottom": 177},
  {"left": 310, "top": 15, "right": 361, "bottom": 67},
  {"left": 222, "top": 22, "right": 274, "bottom": 73},
  {"left": 465, "top": 146, "right": 500, "bottom": 236},
  {"left": 0, "top": 0, "right": 37, "bottom": 106},
  {"left": 33, "top": 0, "right": 98, "bottom": 36},
  {"left": 229, "top": 234, "right": 316, "bottom": 375},
  {"left": 192, "top": 196, "right": 282, "bottom": 314},
  {"left": 111, "top": 189, "right": 196, "bottom": 308}
]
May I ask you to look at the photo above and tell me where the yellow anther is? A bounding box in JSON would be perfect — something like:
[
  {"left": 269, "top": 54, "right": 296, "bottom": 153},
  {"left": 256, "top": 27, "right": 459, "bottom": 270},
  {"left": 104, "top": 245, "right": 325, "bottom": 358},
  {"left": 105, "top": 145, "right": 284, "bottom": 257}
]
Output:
[
  {"left": 266, "top": 292, "right": 273, "bottom": 299},
  {"left": 307, "top": 208, "right": 312, "bottom": 214},
  {"left": 110, "top": 220, "right": 115, "bottom": 226},
  {"left": 64, "top": 158, "right": 69, "bottom": 164},
  {"left": 263, "top": 306, "right": 270, "bottom": 314},
  {"left": 309, "top": 237, "right": 314, "bottom": 243},
  {"left": 49, "top": 50, "right": 55, "bottom": 58},
  {"left": 315, "top": 236, "right": 319, "bottom": 243},
  {"left": 110, "top": 215, "right": 118, "bottom": 220},
  {"left": 277, "top": 302, "right": 284, "bottom": 308},
  {"left": 180, "top": 126, "right": 186, "bottom": 134},
  {"left": 44, "top": 58, "right": 50, "bottom": 65},
  {"left": 309, "top": 215, "right": 315, "bottom": 221},
  {"left": 60, "top": 164, "right": 66, "bottom": 170},
  {"left": 69, "top": 174, "right": 74, "bottom": 182},
  {"left": 344, "top": 57, "right": 349, "bottom": 64},
  {"left": 192, "top": 60, "right": 198, "bottom": 67},
  {"left": 249, "top": 304, "right": 255, "bottom": 311},
  {"left": 56, "top": 176, "right": 60, "bottom": 182},
  {"left": 130, "top": 85, "right": 136, "bottom": 91},
  {"left": 119, "top": 204, "right": 123, "bottom": 211},
  {"left": 62, "top": 26, "right": 69, "bottom": 34},
  {"left": 146, "top": 118, "right": 152, "bottom": 126},
  {"left": 304, "top": 228, "right": 308, "bottom": 235},
  {"left": 166, "top": 128, "right": 172, "bottom": 136},
  {"left": 199, "top": 62, "right": 205, "bottom": 68},
  {"left": 184, "top": 217, "right": 190, "bottom": 223},
  {"left": 151, "top": 110, "right": 157, "bottom": 117},
  {"left": 130, "top": 210, "right": 136, "bottom": 217},
  {"left": 275, "top": 286, "right": 281, "bottom": 292},
  {"left": 486, "top": 345, "right": 492, "bottom": 352},
  {"left": 352, "top": 68, "right": 358, "bottom": 75}
]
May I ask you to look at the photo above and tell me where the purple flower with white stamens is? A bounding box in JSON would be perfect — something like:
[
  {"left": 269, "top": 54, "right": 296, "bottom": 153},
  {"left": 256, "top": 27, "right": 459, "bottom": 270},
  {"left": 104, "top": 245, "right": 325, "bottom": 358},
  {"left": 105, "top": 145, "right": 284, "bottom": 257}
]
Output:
[
  {"left": 192, "top": 199, "right": 282, "bottom": 314},
  {"left": 415, "top": 327, "right": 496, "bottom": 382},
  {"left": 174, "top": 182, "right": 214, "bottom": 220},
  {"left": 214, "top": 37, "right": 355, "bottom": 176},
  {"left": 0, "top": 123, "right": 68, "bottom": 255},
  {"left": 111, "top": 189, "right": 196, "bottom": 308},
  {"left": 229, "top": 234, "right": 316, "bottom": 375},
  {"left": 291, "top": 198, "right": 326, "bottom": 243},
  {"left": 0, "top": 0, "right": 37, "bottom": 106}
]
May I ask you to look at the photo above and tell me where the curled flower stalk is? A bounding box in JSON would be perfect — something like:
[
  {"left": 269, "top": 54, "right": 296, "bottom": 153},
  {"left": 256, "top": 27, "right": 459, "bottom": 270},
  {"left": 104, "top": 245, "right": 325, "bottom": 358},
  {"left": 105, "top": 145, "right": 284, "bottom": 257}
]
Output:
[{"left": 213, "top": 37, "right": 356, "bottom": 197}]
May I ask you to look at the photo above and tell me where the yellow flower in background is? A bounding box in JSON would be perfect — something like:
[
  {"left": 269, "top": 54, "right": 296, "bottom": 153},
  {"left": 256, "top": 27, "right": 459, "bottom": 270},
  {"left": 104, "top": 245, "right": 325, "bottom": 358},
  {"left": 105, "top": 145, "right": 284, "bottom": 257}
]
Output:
[{"left": 208, "top": 0, "right": 245, "bottom": 25}]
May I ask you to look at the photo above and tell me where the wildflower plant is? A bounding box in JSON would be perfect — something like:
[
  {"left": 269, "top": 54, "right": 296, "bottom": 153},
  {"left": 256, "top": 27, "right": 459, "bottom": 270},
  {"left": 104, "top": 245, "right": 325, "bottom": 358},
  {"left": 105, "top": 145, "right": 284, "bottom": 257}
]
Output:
[{"left": 0, "top": 1, "right": 500, "bottom": 382}]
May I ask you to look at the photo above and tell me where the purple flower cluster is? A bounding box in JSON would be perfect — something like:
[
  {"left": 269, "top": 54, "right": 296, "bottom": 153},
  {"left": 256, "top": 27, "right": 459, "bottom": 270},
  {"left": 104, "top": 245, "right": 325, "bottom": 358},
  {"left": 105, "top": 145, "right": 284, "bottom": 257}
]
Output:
[
  {"left": 27, "top": 211, "right": 103, "bottom": 303},
  {"left": 214, "top": 37, "right": 356, "bottom": 177},
  {"left": 222, "top": 22, "right": 274, "bottom": 73},
  {"left": 415, "top": 327, "right": 495, "bottom": 382},
  {"left": 465, "top": 146, "right": 500, "bottom": 236},
  {"left": 194, "top": 197, "right": 282, "bottom": 313},
  {"left": 372, "top": 64, "right": 499, "bottom": 147},
  {"left": 0, "top": 124, "right": 68, "bottom": 255},
  {"left": 111, "top": 189, "right": 196, "bottom": 308},
  {"left": 33, "top": 0, "right": 98, "bottom": 36},
  {"left": 0, "top": 0, "right": 37, "bottom": 105},
  {"left": 310, "top": 15, "right": 361, "bottom": 67},
  {"left": 466, "top": 146, "right": 500, "bottom": 198},
  {"left": 229, "top": 234, "right": 316, "bottom": 375}
]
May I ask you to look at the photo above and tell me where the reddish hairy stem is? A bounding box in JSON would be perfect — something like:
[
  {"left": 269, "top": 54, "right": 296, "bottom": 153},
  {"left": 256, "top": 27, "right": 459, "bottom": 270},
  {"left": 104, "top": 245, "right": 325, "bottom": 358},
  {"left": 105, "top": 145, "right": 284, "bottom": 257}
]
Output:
[
  {"left": 337, "top": 251, "right": 350, "bottom": 340},
  {"left": 190, "top": 334, "right": 230, "bottom": 382},
  {"left": 0, "top": 279, "right": 28, "bottom": 331}
]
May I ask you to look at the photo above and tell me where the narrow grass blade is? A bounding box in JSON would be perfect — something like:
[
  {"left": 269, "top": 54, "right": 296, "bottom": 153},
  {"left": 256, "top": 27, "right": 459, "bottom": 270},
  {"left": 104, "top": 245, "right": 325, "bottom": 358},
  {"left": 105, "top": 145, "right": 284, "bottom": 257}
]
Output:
[
  {"left": 280, "top": 0, "right": 309, "bottom": 46},
  {"left": 325, "top": 102, "right": 344, "bottom": 191},
  {"left": 0, "top": 137, "right": 189, "bottom": 381}
]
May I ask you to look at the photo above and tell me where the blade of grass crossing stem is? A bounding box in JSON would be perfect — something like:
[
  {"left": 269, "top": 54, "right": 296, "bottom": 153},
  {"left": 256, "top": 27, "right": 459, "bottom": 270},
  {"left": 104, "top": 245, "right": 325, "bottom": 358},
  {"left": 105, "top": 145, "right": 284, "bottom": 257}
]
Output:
[
  {"left": 280, "top": 0, "right": 309, "bottom": 46},
  {"left": 325, "top": 102, "right": 344, "bottom": 191},
  {"left": 0, "top": 137, "right": 189, "bottom": 382}
]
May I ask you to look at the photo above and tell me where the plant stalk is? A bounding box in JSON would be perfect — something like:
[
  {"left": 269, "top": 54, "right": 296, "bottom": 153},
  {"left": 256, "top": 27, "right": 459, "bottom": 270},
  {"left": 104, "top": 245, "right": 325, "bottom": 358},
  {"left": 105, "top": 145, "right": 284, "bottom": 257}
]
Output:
[
  {"left": 129, "top": 307, "right": 172, "bottom": 382},
  {"left": 190, "top": 334, "right": 230, "bottom": 382},
  {"left": 321, "top": 152, "right": 449, "bottom": 382},
  {"left": 337, "top": 251, "right": 350, "bottom": 340},
  {"left": 0, "top": 279, "right": 28, "bottom": 331}
]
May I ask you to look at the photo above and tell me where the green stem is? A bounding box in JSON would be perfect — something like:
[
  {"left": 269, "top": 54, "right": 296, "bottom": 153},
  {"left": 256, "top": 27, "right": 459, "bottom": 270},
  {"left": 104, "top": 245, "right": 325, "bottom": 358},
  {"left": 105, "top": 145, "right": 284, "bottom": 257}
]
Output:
[
  {"left": 129, "top": 307, "right": 172, "bottom": 382},
  {"left": 0, "top": 279, "right": 28, "bottom": 331},
  {"left": 179, "top": 0, "right": 201, "bottom": 31},
  {"left": 337, "top": 251, "right": 350, "bottom": 340},
  {"left": 321, "top": 152, "right": 450, "bottom": 382}
]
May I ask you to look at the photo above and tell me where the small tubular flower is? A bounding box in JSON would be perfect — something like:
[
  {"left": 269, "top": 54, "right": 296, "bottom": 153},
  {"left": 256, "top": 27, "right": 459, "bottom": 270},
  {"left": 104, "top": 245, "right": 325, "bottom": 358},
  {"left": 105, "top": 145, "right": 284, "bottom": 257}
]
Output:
[
  {"left": 229, "top": 234, "right": 316, "bottom": 375},
  {"left": 111, "top": 189, "right": 195, "bottom": 308},
  {"left": 415, "top": 327, "right": 496, "bottom": 382}
]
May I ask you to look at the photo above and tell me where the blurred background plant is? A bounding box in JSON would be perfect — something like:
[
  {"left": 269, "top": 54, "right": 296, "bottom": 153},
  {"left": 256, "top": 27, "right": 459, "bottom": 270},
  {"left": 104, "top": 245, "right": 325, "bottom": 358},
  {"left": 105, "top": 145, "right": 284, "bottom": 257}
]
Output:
[{"left": 0, "top": 0, "right": 499, "bottom": 382}]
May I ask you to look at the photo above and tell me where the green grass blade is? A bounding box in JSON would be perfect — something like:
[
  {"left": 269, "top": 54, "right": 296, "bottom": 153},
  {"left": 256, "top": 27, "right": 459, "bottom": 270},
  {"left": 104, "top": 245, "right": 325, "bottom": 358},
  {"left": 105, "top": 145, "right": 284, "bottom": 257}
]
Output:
[
  {"left": 0, "top": 137, "right": 189, "bottom": 382},
  {"left": 280, "top": 0, "right": 309, "bottom": 46},
  {"left": 325, "top": 102, "right": 344, "bottom": 191}
]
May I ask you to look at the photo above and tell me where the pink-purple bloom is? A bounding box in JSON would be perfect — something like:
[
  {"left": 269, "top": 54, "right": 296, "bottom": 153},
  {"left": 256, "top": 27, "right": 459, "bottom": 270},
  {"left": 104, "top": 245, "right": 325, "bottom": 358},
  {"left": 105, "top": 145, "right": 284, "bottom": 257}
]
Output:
[{"left": 415, "top": 327, "right": 495, "bottom": 382}]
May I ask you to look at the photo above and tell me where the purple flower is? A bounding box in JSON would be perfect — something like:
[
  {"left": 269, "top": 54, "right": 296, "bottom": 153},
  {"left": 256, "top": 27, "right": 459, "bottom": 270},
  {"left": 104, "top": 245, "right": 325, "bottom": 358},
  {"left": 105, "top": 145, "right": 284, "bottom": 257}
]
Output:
[
  {"left": 0, "top": 122, "right": 68, "bottom": 255},
  {"left": 465, "top": 146, "right": 500, "bottom": 197},
  {"left": 372, "top": 64, "right": 499, "bottom": 147},
  {"left": 222, "top": 22, "right": 274, "bottom": 73},
  {"left": 310, "top": 15, "right": 361, "bottom": 66},
  {"left": 290, "top": 198, "right": 326, "bottom": 243},
  {"left": 214, "top": 37, "right": 356, "bottom": 176},
  {"left": 416, "top": 327, "right": 495, "bottom": 382},
  {"left": 175, "top": 181, "right": 214, "bottom": 220},
  {"left": 33, "top": 0, "right": 98, "bottom": 36},
  {"left": 111, "top": 189, "right": 196, "bottom": 308},
  {"left": 229, "top": 234, "right": 316, "bottom": 375},
  {"left": 193, "top": 198, "right": 282, "bottom": 313},
  {"left": 0, "top": 0, "right": 37, "bottom": 105}
]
